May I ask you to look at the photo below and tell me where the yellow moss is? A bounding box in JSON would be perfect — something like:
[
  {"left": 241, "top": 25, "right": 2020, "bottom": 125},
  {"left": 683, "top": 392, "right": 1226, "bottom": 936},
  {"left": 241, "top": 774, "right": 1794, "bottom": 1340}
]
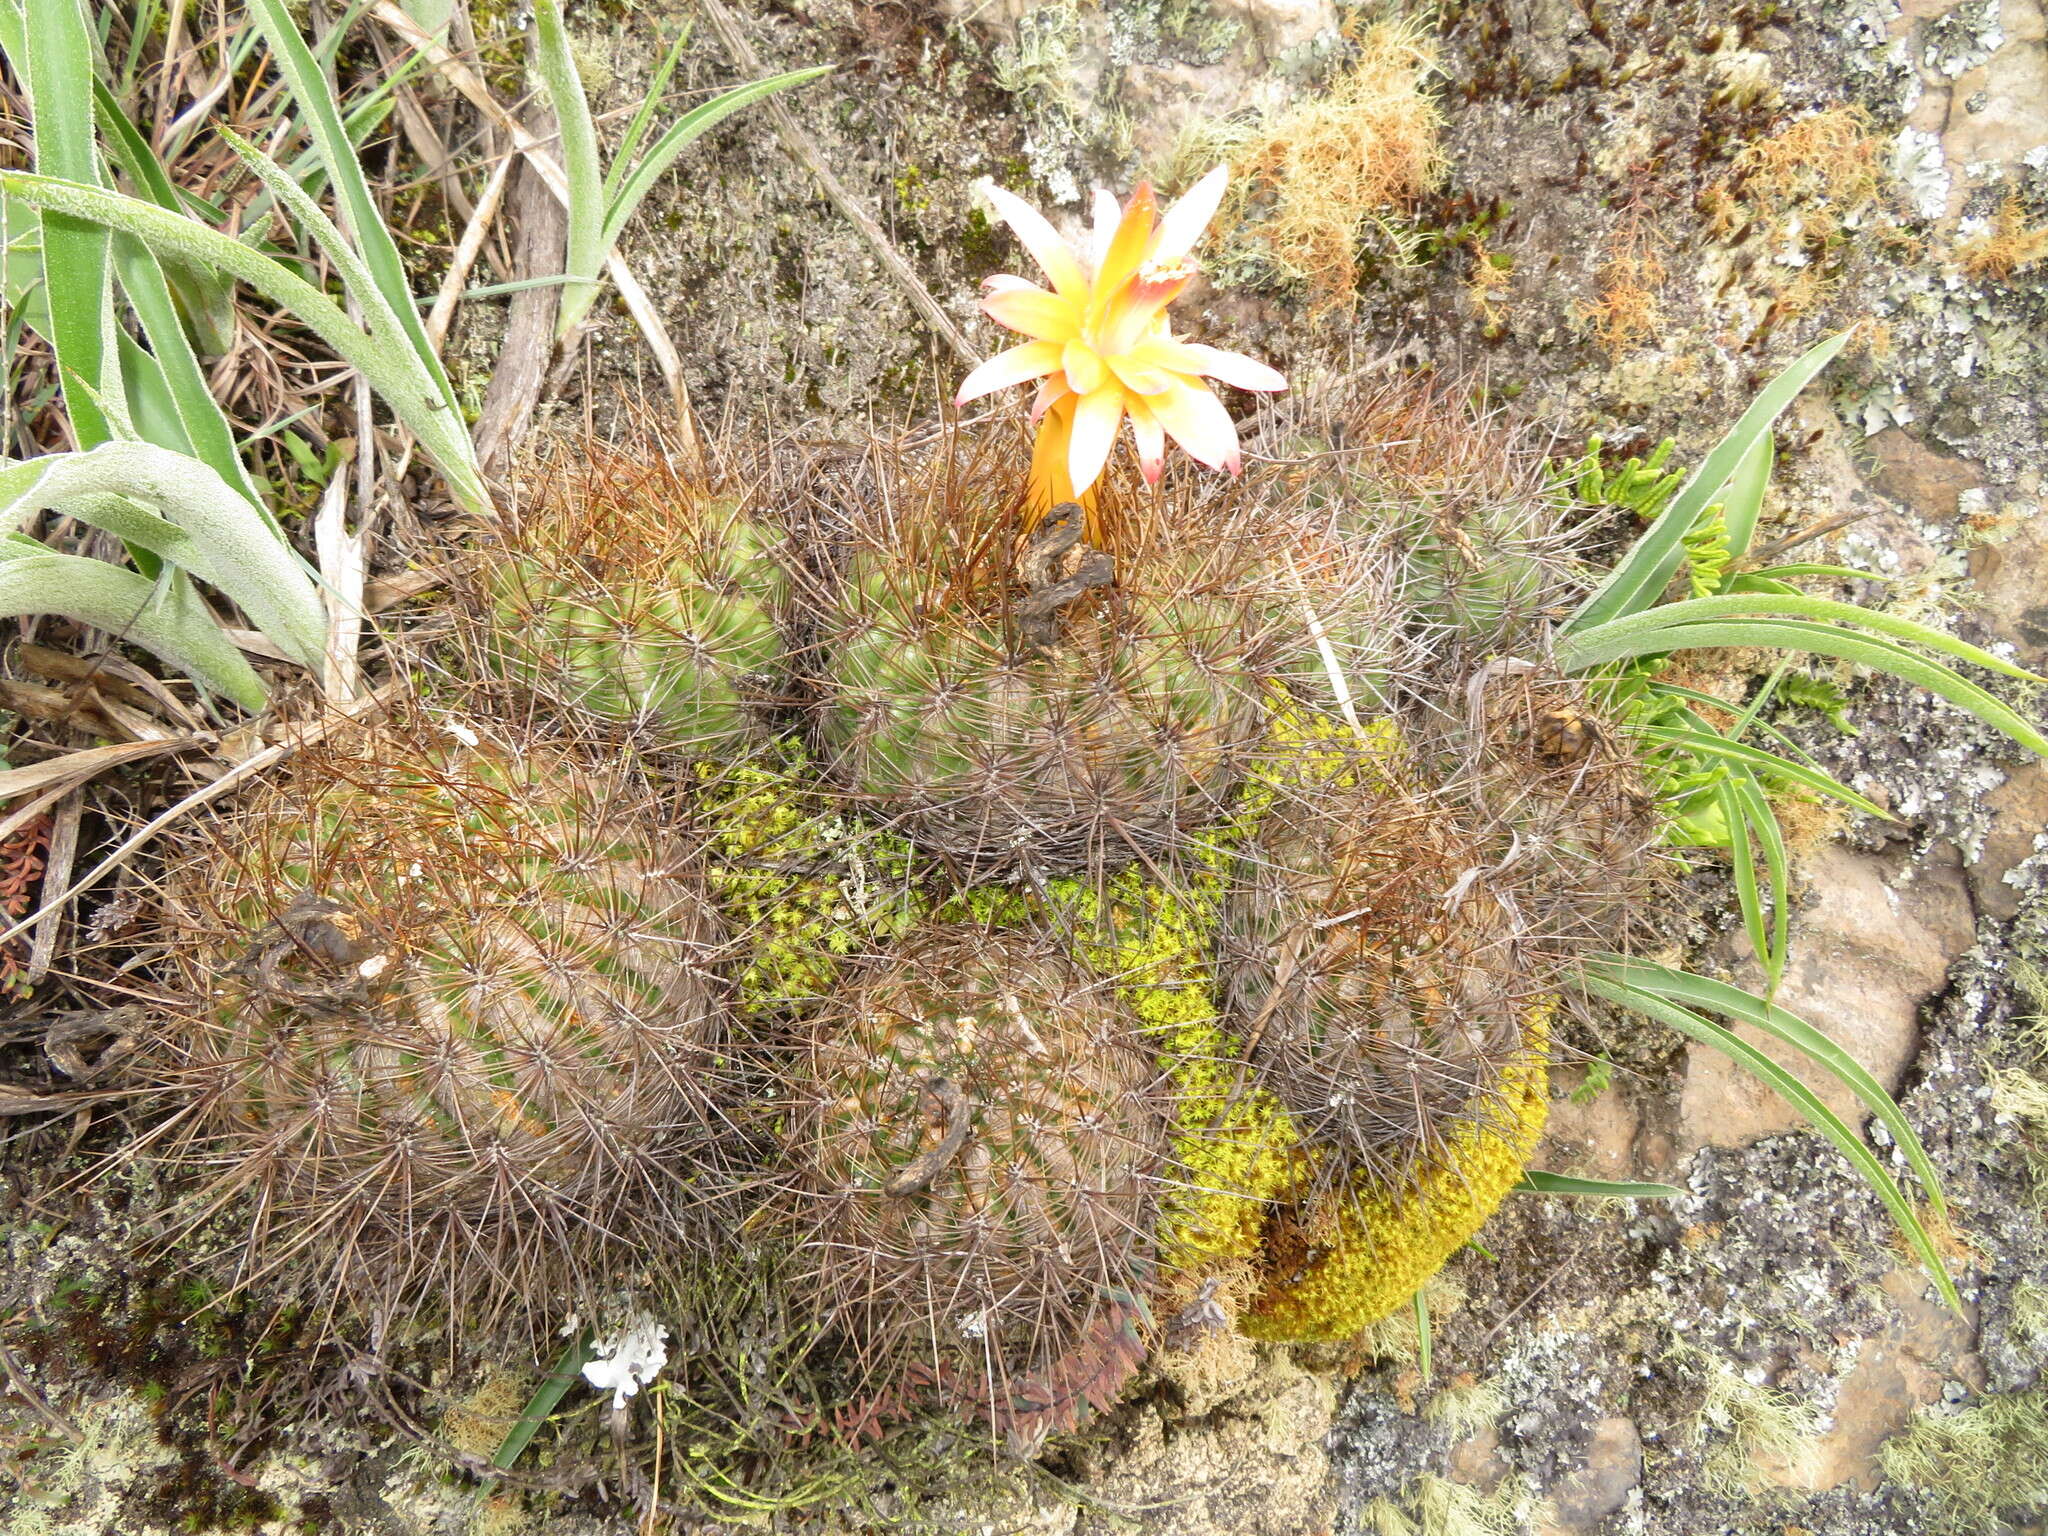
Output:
[
  {"left": 697, "top": 754, "right": 921, "bottom": 1013},
  {"left": 1067, "top": 860, "right": 1301, "bottom": 1278},
  {"left": 1242, "top": 1008, "right": 1550, "bottom": 1343}
]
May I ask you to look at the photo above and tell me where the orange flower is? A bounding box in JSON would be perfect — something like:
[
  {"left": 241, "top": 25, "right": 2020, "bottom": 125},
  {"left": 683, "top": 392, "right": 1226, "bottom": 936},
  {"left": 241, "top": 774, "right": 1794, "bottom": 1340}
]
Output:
[{"left": 956, "top": 166, "right": 1286, "bottom": 530}]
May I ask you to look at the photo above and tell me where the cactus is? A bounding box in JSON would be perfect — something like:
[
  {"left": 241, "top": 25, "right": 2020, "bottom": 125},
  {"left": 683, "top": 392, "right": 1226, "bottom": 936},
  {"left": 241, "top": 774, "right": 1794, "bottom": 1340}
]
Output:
[
  {"left": 782, "top": 924, "right": 1164, "bottom": 1450},
  {"left": 1243, "top": 1007, "right": 1550, "bottom": 1341},
  {"left": 146, "top": 709, "right": 734, "bottom": 1343},
  {"left": 478, "top": 440, "right": 795, "bottom": 756},
  {"left": 1295, "top": 380, "right": 1571, "bottom": 649},
  {"left": 812, "top": 522, "right": 1268, "bottom": 874}
]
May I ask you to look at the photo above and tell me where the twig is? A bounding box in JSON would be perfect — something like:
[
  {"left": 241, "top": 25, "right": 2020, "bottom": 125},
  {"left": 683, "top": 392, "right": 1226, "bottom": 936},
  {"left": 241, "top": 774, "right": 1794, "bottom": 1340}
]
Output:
[
  {"left": 0, "top": 685, "right": 404, "bottom": 953},
  {"left": 25, "top": 790, "right": 82, "bottom": 985},
  {"left": 425, "top": 147, "right": 516, "bottom": 352},
  {"left": 694, "top": 0, "right": 978, "bottom": 368}
]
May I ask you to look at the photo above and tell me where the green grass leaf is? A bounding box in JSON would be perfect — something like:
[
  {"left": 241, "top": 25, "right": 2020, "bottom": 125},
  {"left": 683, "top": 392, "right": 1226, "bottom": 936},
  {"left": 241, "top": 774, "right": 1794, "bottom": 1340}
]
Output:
[
  {"left": 1566, "top": 591, "right": 2043, "bottom": 684},
  {"left": 1567, "top": 334, "right": 1850, "bottom": 633},
  {"left": 493, "top": 1330, "right": 594, "bottom": 1469},
  {"left": 245, "top": 0, "right": 456, "bottom": 409},
  {"left": 1581, "top": 964, "right": 1959, "bottom": 1313},
  {"left": 598, "top": 67, "right": 834, "bottom": 257},
  {"left": 15, "top": 0, "right": 116, "bottom": 447},
  {"left": 1514, "top": 1171, "right": 1685, "bottom": 1199},
  {"left": 1563, "top": 615, "right": 2048, "bottom": 758},
  {"left": 1587, "top": 956, "right": 1949, "bottom": 1221},
  {"left": 1635, "top": 723, "right": 1889, "bottom": 819},
  {"left": 530, "top": 0, "right": 606, "bottom": 338},
  {"left": 1, "top": 170, "right": 489, "bottom": 515},
  {"left": 0, "top": 444, "right": 325, "bottom": 670}
]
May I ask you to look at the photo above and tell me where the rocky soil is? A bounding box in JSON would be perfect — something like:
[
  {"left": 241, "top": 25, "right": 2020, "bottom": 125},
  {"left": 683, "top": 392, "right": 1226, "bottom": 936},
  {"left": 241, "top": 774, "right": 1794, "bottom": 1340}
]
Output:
[{"left": 4, "top": 0, "right": 2045, "bottom": 1531}]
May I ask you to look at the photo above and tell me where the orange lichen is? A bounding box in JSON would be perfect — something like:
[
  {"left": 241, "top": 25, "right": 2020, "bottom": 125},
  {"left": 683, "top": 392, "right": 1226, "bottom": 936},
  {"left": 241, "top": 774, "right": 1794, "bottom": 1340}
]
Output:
[
  {"left": 1958, "top": 194, "right": 2048, "bottom": 280},
  {"left": 1227, "top": 20, "right": 1445, "bottom": 309}
]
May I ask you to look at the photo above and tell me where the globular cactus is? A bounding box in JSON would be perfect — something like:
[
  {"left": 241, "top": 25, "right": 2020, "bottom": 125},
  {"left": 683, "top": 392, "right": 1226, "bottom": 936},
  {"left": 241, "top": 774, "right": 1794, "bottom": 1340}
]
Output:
[
  {"left": 782, "top": 924, "right": 1164, "bottom": 1451},
  {"left": 477, "top": 439, "right": 796, "bottom": 757},
  {"left": 1224, "top": 713, "right": 1539, "bottom": 1195},
  {"left": 1293, "top": 381, "right": 1574, "bottom": 651},
  {"left": 806, "top": 436, "right": 1376, "bottom": 876},
  {"left": 145, "top": 709, "right": 734, "bottom": 1344},
  {"left": 812, "top": 515, "right": 1257, "bottom": 874}
]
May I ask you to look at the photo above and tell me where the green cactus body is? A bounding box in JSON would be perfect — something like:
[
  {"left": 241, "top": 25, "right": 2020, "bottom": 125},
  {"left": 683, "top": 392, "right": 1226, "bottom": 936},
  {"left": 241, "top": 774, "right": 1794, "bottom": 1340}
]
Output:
[
  {"left": 157, "top": 717, "right": 730, "bottom": 1336},
  {"left": 817, "top": 548, "right": 1261, "bottom": 874},
  {"left": 787, "top": 925, "right": 1162, "bottom": 1448},
  {"left": 488, "top": 494, "right": 791, "bottom": 755}
]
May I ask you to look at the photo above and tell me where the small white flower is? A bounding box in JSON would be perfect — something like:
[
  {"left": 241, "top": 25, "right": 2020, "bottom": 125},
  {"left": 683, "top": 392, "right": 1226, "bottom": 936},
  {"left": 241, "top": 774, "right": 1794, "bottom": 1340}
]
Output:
[{"left": 582, "top": 1315, "right": 670, "bottom": 1410}]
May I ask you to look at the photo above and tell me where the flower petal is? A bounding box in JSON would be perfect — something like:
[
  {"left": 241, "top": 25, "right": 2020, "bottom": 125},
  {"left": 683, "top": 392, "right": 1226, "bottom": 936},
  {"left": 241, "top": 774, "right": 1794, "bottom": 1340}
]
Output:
[
  {"left": 955, "top": 340, "right": 1064, "bottom": 404},
  {"left": 1149, "top": 165, "right": 1228, "bottom": 267},
  {"left": 1107, "top": 354, "right": 1173, "bottom": 396},
  {"left": 984, "top": 183, "right": 1090, "bottom": 304},
  {"left": 1030, "top": 375, "right": 1071, "bottom": 424},
  {"left": 1101, "top": 273, "right": 1190, "bottom": 354},
  {"left": 1131, "top": 337, "right": 1286, "bottom": 392},
  {"left": 1063, "top": 339, "right": 1108, "bottom": 396},
  {"left": 1067, "top": 384, "right": 1126, "bottom": 496},
  {"left": 1030, "top": 392, "right": 1080, "bottom": 512},
  {"left": 1128, "top": 396, "right": 1166, "bottom": 483},
  {"left": 1147, "top": 377, "right": 1240, "bottom": 474},
  {"left": 1090, "top": 187, "right": 1122, "bottom": 273},
  {"left": 982, "top": 281, "right": 1081, "bottom": 342},
  {"left": 1091, "top": 183, "right": 1158, "bottom": 318}
]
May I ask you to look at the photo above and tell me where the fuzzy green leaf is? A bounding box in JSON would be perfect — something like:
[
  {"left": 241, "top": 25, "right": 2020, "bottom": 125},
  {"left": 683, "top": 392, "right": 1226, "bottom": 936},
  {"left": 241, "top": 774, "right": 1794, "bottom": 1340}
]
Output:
[
  {"left": 0, "top": 542, "right": 267, "bottom": 707},
  {"left": 0, "top": 170, "right": 489, "bottom": 515},
  {"left": 0, "top": 443, "right": 325, "bottom": 671}
]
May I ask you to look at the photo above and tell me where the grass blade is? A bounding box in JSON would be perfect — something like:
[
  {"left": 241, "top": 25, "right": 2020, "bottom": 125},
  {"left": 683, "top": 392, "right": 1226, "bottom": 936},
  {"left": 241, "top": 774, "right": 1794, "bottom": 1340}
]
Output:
[
  {"left": 1567, "top": 334, "right": 1849, "bottom": 634},
  {"left": 598, "top": 67, "right": 834, "bottom": 256},
  {"left": 493, "top": 1330, "right": 594, "bottom": 1469},
  {"left": 1564, "top": 617, "right": 2048, "bottom": 758},
  {"left": 0, "top": 171, "right": 489, "bottom": 515},
  {"left": 1731, "top": 768, "right": 1790, "bottom": 989},
  {"left": 245, "top": 0, "right": 455, "bottom": 403},
  {"left": 17, "top": 0, "right": 116, "bottom": 447},
  {"left": 1715, "top": 772, "right": 1780, "bottom": 992},
  {"left": 110, "top": 235, "right": 269, "bottom": 515},
  {"left": 1580, "top": 966, "right": 1958, "bottom": 1312},
  {"left": 1636, "top": 724, "right": 1890, "bottom": 819},
  {"left": 1413, "top": 1289, "right": 1431, "bottom": 1382},
  {"left": 605, "top": 23, "right": 694, "bottom": 204},
  {"left": 530, "top": 0, "right": 605, "bottom": 337},
  {"left": 1515, "top": 1171, "right": 1684, "bottom": 1199},
  {"left": 0, "top": 444, "right": 325, "bottom": 670},
  {"left": 1717, "top": 429, "right": 1773, "bottom": 567},
  {"left": 1567, "top": 591, "right": 2042, "bottom": 684},
  {"left": 1588, "top": 955, "right": 1948, "bottom": 1220}
]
